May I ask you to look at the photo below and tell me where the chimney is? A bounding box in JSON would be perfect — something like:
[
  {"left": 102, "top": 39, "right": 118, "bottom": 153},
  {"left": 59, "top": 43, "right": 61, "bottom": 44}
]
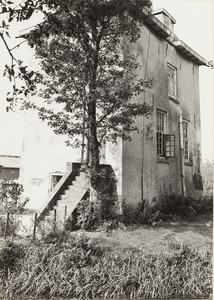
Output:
[{"left": 152, "top": 8, "right": 176, "bottom": 33}]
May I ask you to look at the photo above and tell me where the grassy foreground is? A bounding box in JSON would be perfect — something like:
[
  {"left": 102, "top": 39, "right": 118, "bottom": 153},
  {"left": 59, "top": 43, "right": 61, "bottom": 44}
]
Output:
[{"left": 0, "top": 231, "right": 212, "bottom": 299}]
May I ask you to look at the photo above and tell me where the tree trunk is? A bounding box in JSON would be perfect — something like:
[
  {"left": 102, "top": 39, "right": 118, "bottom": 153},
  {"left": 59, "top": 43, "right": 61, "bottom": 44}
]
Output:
[
  {"left": 87, "top": 95, "right": 100, "bottom": 177},
  {"left": 87, "top": 93, "right": 101, "bottom": 220},
  {"left": 87, "top": 85, "right": 100, "bottom": 165},
  {"left": 87, "top": 33, "right": 101, "bottom": 213}
]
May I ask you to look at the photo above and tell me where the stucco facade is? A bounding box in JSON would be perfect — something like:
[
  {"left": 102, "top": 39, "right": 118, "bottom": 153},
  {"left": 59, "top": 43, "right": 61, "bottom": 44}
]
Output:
[
  {"left": 19, "top": 7, "right": 207, "bottom": 210},
  {"left": 121, "top": 8, "right": 206, "bottom": 205},
  {"left": 19, "top": 109, "right": 122, "bottom": 209}
]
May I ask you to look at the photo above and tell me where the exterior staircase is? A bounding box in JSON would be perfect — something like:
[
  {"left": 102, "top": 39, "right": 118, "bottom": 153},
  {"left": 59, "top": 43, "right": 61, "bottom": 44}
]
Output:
[{"left": 36, "top": 163, "right": 89, "bottom": 232}]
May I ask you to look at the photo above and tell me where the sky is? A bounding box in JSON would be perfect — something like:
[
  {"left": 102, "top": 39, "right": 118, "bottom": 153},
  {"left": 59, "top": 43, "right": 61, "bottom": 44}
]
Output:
[{"left": 0, "top": 0, "right": 213, "bottom": 160}]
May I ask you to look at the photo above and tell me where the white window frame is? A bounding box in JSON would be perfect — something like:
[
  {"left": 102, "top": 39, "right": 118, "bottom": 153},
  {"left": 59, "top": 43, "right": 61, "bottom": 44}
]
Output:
[{"left": 167, "top": 64, "right": 177, "bottom": 99}]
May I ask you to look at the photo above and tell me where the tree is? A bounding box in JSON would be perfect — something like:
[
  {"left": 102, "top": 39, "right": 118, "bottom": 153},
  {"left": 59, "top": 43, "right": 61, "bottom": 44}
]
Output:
[
  {"left": 0, "top": 179, "right": 29, "bottom": 238},
  {"left": 201, "top": 159, "right": 213, "bottom": 197},
  {"left": 0, "top": 179, "right": 29, "bottom": 214},
  {"left": 1, "top": 0, "right": 153, "bottom": 192}
]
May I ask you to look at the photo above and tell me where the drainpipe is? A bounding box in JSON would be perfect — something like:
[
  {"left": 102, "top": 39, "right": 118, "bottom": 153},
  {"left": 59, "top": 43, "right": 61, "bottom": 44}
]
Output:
[{"left": 177, "top": 108, "right": 186, "bottom": 195}]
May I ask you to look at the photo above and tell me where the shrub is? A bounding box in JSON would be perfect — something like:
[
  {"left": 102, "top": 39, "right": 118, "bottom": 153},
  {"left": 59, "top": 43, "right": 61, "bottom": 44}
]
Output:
[
  {"left": 41, "top": 230, "right": 70, "bottom": 244},
  {"left": 76, "top": 198, "right": 100, "bottom": 230},
  {"left": 75, "top": 166, "right": 118, "bottom": 230},
  {"left": 76, "top": 193, "right": 117, "bottom": 230},
  {"left": 122, "top": 194, "right": 213, "bottom": 226},
  {"left": 159, "top": 194, "right": 213, "bottom": 220},
  {"left": 0, "top": 180, "right": 29, "bottom": 214},
  {"left": 0, "top": 180, "right": 29, "bottom": 238},
  {"left": 0, "top": 241, "right": 25, "bottom": 279},
  {"left": 122, "top": 200, "right": 143, "bottom": 225},
  {"left": 122, "top": 197, "right": 173, "bottom": 226}
]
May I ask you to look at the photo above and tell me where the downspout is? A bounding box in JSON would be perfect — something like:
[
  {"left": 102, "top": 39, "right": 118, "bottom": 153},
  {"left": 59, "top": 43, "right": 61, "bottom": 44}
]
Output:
[
  {"left": 177, "top": 108, "right": 186, "bottom": 195},
  {"left": 141, "top": 30, "right": 151, "bottom": 201}
]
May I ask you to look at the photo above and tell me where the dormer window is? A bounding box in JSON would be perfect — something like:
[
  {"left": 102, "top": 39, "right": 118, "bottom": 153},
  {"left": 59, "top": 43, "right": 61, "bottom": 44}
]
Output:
[{"left": 152, "top": 8, "right": 176, "bottom": 33}]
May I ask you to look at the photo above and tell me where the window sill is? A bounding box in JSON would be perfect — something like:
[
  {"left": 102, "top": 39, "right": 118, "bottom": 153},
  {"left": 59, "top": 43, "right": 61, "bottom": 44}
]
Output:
[
  {"left": 184, "top": 161, "right": 193, "bottom": 166},
  {"left": 168, "top": 96, "right": 179, "bottom": 104},
  {"left": 157, "top": 157, "right": 170, "bottom": 164}
]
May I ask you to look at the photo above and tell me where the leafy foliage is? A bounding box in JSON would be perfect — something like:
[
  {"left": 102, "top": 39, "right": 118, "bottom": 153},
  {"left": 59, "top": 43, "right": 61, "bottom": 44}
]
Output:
[
  {"left": 0, "top": 180, "right": 29, "bottom": 237},
  {"left": 75, "top": 198, "right": 100, "bottom": 230},
  {"left": 1, "top": 0, "right": 153, "bottom": 174},
  {"left": 201, "top": 159, "right": 213, "bottom": 197},
  {"left": 0, "top": 180, "right": 29, "bottom": 214},
  {"left": 75, "top": 195, "right": 116, "bottom": 230}
]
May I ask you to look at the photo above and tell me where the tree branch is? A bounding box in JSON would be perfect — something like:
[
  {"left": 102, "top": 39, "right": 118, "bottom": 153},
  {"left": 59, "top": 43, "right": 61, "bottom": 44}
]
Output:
[
  {"left": 0, "top": 32, "right": 18, "bottom": 63},
  {"left": 9, "top": 39, "right": 27, "bottom": 51}
]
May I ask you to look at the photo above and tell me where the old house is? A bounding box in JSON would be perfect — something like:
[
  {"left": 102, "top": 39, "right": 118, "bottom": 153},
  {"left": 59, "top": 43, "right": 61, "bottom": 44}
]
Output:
[{"left": 18, "top": 7, "right": 207, "bottom": 220}]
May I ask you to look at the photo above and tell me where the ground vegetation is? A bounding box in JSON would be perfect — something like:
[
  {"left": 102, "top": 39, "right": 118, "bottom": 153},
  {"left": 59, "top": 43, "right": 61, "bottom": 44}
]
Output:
[{"left": 0, "top": 228, "right": 212, "bottom": 299}]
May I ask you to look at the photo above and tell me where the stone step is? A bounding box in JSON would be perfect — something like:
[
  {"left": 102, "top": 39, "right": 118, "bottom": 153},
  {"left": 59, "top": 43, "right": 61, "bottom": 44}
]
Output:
[
  {"left": 58, "top": 192, "right": 85, "bottom": 202},
  {"left": 41, "top": 170, "right": 88, "bottom": 227}
]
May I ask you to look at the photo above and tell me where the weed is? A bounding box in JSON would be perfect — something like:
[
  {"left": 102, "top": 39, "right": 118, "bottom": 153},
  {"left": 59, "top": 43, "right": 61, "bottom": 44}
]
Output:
[
  {"left": 41, "top": 230, "right": 69, "bottom": 244},
  {"left": 0, "top": 233, "right": 212, "bottom": 299},
  {"left": 0, "top": 241, "right": 25, "bottom": 279}
]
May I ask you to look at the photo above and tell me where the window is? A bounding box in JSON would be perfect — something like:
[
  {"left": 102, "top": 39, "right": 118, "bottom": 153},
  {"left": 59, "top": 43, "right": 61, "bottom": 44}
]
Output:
[
  {"left": 156, "top": 110, "right": 175, "bottom": 158},
  {"left": 167, "top": 64, "right": 177, "bottom": 99},
  {"left": 183, "top": 121, "right": 189, "bottom": 160},
  {"left": 156, "top": 111, "right": 165, "bottom": 156},
  {"left": 165, "top": 134, "right": 175, "bottom": 157},
  {"left": 50, "top": 173, "right": 63, "bottom": 191}
]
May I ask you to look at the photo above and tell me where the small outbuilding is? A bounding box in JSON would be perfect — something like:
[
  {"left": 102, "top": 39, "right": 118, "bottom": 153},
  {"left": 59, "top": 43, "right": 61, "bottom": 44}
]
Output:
[{"left": 0, "top": 155, "right": 20, "bottom": 180}]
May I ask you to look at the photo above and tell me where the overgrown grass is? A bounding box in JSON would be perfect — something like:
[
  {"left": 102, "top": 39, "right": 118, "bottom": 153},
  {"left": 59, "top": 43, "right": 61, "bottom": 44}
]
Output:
[{"left": 0, "top": 232, "right": 212, "bottom": 299}]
